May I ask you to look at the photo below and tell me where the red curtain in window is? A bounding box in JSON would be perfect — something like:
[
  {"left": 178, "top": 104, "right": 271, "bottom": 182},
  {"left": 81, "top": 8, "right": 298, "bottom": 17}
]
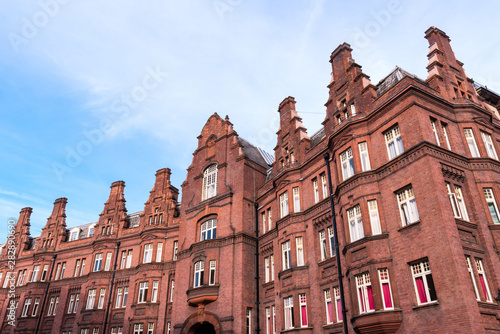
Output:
[
  {"left": 358, "top": 287, "right": 366, "bottom": 312},
  {"left": 479, "top": 275, "right": 488, "bottom": 299},
  {"left": 416, "top": 277, "right": 427, "bottom": 303},
  {"left": 382, "top": 283, "right": 392, "bottom": 308},
  {"left": 367, "top": 286, "right": 375, "bottom": 310},
  {"left": 327, "top": 302, "right": 333, "bottom": 322},
  {"left": 301, "top": 305, "right": 307, "bottom": 326},
  {"left": 336, "top": 300, "right": 342, "bottom": 321}
]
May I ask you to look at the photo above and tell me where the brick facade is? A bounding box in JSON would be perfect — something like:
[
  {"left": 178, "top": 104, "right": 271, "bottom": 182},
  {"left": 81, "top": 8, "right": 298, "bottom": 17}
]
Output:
[{"left": 0, "top": 27, "right": 499, "bottom": 333}]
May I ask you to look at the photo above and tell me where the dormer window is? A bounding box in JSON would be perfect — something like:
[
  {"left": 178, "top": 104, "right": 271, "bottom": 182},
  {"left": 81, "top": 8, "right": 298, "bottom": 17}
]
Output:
[
  {"left": 202, "top": 164, "right": 218, "bottom": 200},
  {"left": 88, "top": 224, "right": 95, "bottom": 237},
  {"left": 69, "top": 229, "right": 80, "bottom": 241}
]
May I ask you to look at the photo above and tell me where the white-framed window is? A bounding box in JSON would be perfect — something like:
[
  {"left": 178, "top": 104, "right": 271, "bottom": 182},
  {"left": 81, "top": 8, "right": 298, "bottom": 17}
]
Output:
[
  {"left": 334, "top": 287, "right": 342, "bottom": 322},
  {"left": 299, "top": 294, "right": 308, "bottom": 327},
  {"left": 481, "top": 131, "right": 498, "bottom": 160},
  {"left": 147, "top": 323, "right": 154, "bottom": 334},
  {"left": 88, "top": 223, "right": 95, "bottom": 237},
  {"left": 368, "top": 200, "right": 381, "bottom": 235},
  {"left": 115, "top": 287, "right": 123, "bottom": 308},
  {"left": 356, "top": 272, "right": 374, "bottom": 314},
  {"left": 81, "top": 329, "right": 89, "bottom": 334},
  {"left": 194, "top": 261, "right": 204, "bottom": 288},
  {"left": 246, "top": 308, "right": 252, "bottom": 334},
  {"left": 319, "top": 230, "right": 327, "bottom": 261},
  {"left": 327, "top": 226, "right": 335, "bottom": 257},
  {"left": 40, "top": 264, "right": 49, "bottom": 281},
  {"left": 324, "top": 289, "right": 333, "bottom": 324},
  {"left": 68, "top": 293, "right": 78, "bottom": 314},
  {"left": 201, "top": 219, "right": 217, "bottom": 241},
  {"left": 442, "top": 123, "right": 452, "bottom": 150},
  {"left": 156, "top": 242, "right": 163, "bottom": 262},
  {"left": 282, "top": 241, "right": 291, "bottom": 270},
  {"left": 166, "top": 322, "right": 170, "bottom": 334},
  {"left": 138, "top": 282, "right": 148, "bottom": 303},
  {"left": 32, "top": 297, "right": 40, "bottom": 316},
  {"left": 94, "top": 253, "right": 103, "bottom": 272},
  {"left": 411, "top": 261, "right": 437, "bottom": 305},
  {"left": 397, "top": 186, "right": 419, "bottom": 226},
  {"left": 284, "top": 296, "right": 294, "bottom": 330},
  {"left": 53, "top": 296, "right": 59, "bottom": 315},
  {"left": 133, "top": 324, "right": 144, "bottom": 334},
  {"left": 69, "top": 228, "right": 79, "bottom": 241},
  {"left": 313, "top": 178, "right": 319, "bottom": 203},
  {"left": 60, "top": 262, "right": 66, "bottom": 279},
  {"left": 97, "top": 289, "right": 106, "bottom": 309},
  {"left": 122, "top": 287, "right": 128, "bottom": 307},
  {"left": 209, "top": 260, "right": 216, "bottom": 285},
  {"left": 202, "top": 164, "right": 218, "bottom": 200},
  {"left": 169, "top": 280, "right": 174, "bottom": 302},
  {"left": 75, "top": 259, "right": 81, "bottom": 276},
  {"left": 93, "top": 329, "right": 99, "bottom": 334},
  {"left": 126, "top": 250, "right": 132, "bottom": 268},
  {"left": 293, "top": 187, "right": 300, "bottom": 212},
  {"left": 55, "top": 263, "right": 61, "bottom": 280},
  {"left": 265, "top": 307, "right": 272, "bottom": 334},
  {"left": 446, "top": 183, "right": 469, "bottom": 221},
  {"left": 173, "top": 241, "right": 178, "bottom": 261},
  {"left": 18, "top": 269, "right": 26, "bottom": 286},
  {"left": 358, "top": 142, "right": 371, "bottom": 171},
  {"left": 385, "top": 125, "right": 404, "bottom": 159},
  {"left": 475, "top": 259, "right": 493, "bottom": 302},
  {"left": 348, "top": 205, "right": 364, "bottom": 242},
  {"left": 351, "top": 103, "right": 356, "bottom": 116},
  {"left": 262, "top": 211, "right": 266, "bottom": 234},
  {"left": 80, "top": 258, "right": 86, "bottom": 275},
  {"left": 465, "top": 256, "right": 480, "bottom": 301},
  {"left": 104, "top": 252, "right": 112, "bottom": 271},
  {"left": 321, "top": 173, "right": 328, "bottom": 199},
  {"left": 464, "top": 128, "right": 480, "bottom": 157},
  {"left": 151, "top": 281, "right": 159, "bottom": 302},
  {"left": 272, "top": 305, "right": 276, "bottom": 334},
  {"left": 268, "top": 209, "right": 272, "bottom": 231},
  {"left": 484, "top": 188, "right": 500, "bottom": 224},
  {"left": 295, "top": 237, "right": 304, "bottom": 266},
  {"left": 21, "top": 298, "right": 31, "bottom": 317},
  {"left": 31, "top": 265, "right": 40, "bottom": 282},
  {"left": 280, "top": 192, "right": 289, "bottom": 218},
  {"left": 431, "top": 120, "right": 441, "bottom": 146},
  {"left": 86, "top": 289, "right": 96, "bottom": 309},
  {"left": 340, "top": 148, "right": 355, "bottom": 180},
  {"left": 378, "top": 269, "right": 394, "bottom": 309},
  {"left": 270, "top": 255, "right": 274, "bottom": 281},
  {"left": 264, "top": 257, "right": 270, "bottom": 283},
  {"left": 143, "top": 243, "right": 153, "bottom": 263}
]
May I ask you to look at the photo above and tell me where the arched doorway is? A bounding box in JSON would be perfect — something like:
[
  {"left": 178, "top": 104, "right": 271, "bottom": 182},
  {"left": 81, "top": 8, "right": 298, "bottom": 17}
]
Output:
[{"left": 192, "top": 322, "right": 216, "bottom": 334}]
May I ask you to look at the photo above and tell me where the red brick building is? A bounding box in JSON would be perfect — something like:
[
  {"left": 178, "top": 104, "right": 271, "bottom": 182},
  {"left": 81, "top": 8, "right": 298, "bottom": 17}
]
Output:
[{"left": 1, "top": 27, "right": 499, "bottom": 333}]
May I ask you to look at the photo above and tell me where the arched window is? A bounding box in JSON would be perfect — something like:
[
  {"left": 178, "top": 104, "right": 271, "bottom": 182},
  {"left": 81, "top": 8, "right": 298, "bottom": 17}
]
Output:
[
  {"left": 200, "top": 219, "right": 217, "bottom": 241},
  {"left": 194, "top": 261, "right": 204, "bottom": 288},
  {"left": 202, "top": 165, "right": 218, "bottom": 200}
]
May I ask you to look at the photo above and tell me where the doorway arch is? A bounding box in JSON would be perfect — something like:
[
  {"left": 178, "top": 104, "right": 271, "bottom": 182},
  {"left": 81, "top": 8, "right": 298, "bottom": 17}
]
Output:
[{"left": 181, "top": 309, "right": 221, "bottom": 334}]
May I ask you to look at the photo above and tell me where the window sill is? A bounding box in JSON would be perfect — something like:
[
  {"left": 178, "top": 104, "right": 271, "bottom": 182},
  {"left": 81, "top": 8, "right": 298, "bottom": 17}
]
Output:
[
  {"left": 398, "top": 221, "right": 421, "bottom": 232},
  {"left": 412, "top": 301, "right": 439, "bottom": 310}
]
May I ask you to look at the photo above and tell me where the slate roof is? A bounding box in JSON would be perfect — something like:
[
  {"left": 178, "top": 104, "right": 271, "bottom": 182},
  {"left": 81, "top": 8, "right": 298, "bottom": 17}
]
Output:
[
  {"left": 310, "top": 127, "right": 326, "bottom": 149},
  {"left": 239, "top": 137, "right": 272, "bottom": 168},
  {"left": 376, "top": 66, "right": 426, "bottom": 96}
]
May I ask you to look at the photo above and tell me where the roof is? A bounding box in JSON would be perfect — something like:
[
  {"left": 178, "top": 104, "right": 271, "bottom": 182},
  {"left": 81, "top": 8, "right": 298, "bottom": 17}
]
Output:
[
  {"left": 238, "top": 137, "right": 272, "bottom": 168},
  {"left": 376, "top": 66, "right": 424, "bottom": 96},
  {"left": 128, "top": 211, "right": 141, "bottom": 228},
  {"left": 310, "top": 127, "right": 326, "bottom": 148}
]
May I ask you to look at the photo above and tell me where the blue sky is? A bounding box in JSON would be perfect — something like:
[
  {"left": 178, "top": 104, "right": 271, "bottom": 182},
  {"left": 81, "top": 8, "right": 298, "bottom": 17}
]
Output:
[{"left": 1, "top": 0, "right": 499, "bottom": 241}]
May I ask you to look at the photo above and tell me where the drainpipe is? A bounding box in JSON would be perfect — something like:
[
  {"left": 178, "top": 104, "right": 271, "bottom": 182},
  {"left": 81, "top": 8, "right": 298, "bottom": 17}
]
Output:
[
  {"left": 254, "top": 202, "right": 261, "bottom": 334},
  {"left": 103, "top": 241, "right": 121, "bottom": 334},
  {"left": 324, "top": 153, "right": 348, "bottom": 334},
  {"left": 34, "top": 254, "right": 57, "bottom": 334}
]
